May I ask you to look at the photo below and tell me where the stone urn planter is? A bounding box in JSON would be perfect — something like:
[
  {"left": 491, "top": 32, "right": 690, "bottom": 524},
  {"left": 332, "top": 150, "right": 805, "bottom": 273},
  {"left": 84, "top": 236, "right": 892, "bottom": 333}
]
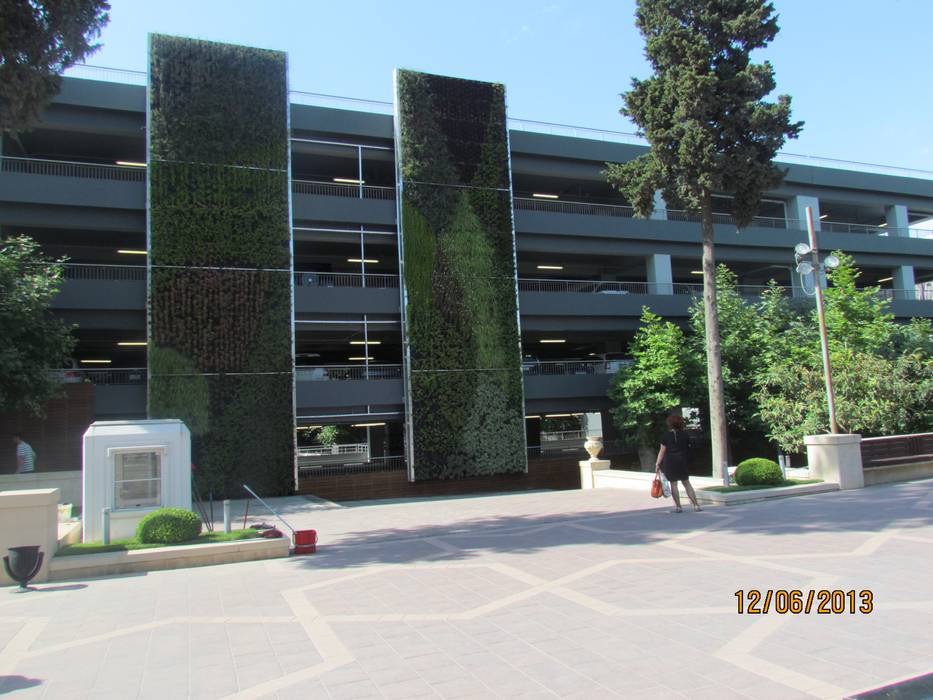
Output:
[{"left": 583, "top": 436, "right": 603, "bottom": 461}]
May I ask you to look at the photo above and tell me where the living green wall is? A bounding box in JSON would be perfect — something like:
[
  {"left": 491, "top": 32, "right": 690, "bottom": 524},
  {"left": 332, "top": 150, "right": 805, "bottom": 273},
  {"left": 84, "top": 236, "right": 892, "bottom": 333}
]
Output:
[
  {"left": 147, "top": 35, "right": 294, "bottom": 497},
  {"left": 395, "top": 70, "right": 526, "bottom": 480}
]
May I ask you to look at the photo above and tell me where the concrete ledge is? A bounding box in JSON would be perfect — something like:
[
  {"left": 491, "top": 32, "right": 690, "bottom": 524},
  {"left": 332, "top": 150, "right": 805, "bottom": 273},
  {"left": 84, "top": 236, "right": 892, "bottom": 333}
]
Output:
[
  {"left": 57, "top": 521, "right": 82, "bottom": 548},
  {"left": 49, "top": 536, "right": 291, "bottom": 581},
  {"left": 864, "top": 460, "right": 933, "bottom": 486},
  {"left": 593, "top": 469, "right": 720, "bottom": 491},
  {"left": 697, "top": 481, "right": 839, "bottom": 505},
  {"left": 0, "top": 471, "right": 81, "bottom": 506}
]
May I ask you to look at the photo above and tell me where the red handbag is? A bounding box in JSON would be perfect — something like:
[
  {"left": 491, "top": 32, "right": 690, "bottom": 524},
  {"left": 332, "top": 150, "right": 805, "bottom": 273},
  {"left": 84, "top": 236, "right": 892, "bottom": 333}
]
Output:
[{"left": 650, "top": 475, "right": 664, "bottom": 499}]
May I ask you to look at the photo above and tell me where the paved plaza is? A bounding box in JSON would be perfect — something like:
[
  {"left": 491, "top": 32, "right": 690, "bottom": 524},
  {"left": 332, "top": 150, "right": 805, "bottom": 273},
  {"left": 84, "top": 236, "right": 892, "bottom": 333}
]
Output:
[{"left": 0, "top": 480, "right": 931, "bottom": 699}]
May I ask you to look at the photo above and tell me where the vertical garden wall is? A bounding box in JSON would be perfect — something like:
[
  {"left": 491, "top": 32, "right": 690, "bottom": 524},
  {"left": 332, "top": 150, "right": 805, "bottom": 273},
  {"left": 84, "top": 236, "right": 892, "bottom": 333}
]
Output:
[
  {"left": 395, "top": 70, "right": 526, "bottom": 480},
  {"left": 147, "top": 35, "right": 294, "bottom": 496}
]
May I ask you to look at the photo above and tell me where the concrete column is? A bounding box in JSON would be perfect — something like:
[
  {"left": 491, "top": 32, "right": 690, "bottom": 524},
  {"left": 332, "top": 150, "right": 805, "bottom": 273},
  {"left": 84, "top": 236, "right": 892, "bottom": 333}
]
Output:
[
  {"left": 893, "top": 265, "right": 916, "bottom": 300},
  {"left": 0, "top": 488, "right": 60, "bottom": 585},
  {"left": 646, "top": 254, "right": 673, "bottom": 295},
  {"left": 885, "top": 204, "right": 910, "bottom": 238},
  {"left": 650, "top": 190, "right": 668, "bottom": 220},
  {"left": 788, "top": 195, "right": 821, "bottom": 231},
  {"left": 804, "top": 434, "right": 863, "bottom": 490}
]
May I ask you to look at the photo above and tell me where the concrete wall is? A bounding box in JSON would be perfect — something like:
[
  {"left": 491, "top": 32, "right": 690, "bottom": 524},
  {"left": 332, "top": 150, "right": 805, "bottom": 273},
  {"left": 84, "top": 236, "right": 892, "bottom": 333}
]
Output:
[
  {"left": 0, "top": 472, "right": 81, "bottom": 507},
  {"left": 0, "top": 488, "right": 60, "bottom": 585}
]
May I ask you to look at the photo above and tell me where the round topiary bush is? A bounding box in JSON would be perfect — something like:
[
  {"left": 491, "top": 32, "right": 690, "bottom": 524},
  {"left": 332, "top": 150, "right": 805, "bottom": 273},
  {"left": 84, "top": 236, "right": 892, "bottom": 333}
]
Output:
[
  {"left": 135, "top": 508, "right": 202, "bottom": 544},
  {"left": 734, "top": 458, "right": 784, "bottom": 486}
]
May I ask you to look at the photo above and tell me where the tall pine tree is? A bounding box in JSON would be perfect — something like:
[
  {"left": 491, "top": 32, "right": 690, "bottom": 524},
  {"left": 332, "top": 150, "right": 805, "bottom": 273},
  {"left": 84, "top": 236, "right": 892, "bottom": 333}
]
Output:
[{"left": 607, "top": 0, "right": 802, "bottom": 478}]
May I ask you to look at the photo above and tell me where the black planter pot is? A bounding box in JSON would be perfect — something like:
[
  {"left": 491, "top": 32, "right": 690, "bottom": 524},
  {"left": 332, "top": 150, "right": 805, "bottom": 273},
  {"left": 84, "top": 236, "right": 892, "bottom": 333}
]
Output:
[{"left": 3, "top": 546, "right": 44, "bottom": 591}]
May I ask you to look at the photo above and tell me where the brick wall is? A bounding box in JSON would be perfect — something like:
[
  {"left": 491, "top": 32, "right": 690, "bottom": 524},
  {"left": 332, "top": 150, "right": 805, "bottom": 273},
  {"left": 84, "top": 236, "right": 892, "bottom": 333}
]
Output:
[
  {"left": 0, "top": 384, "right": 94, "bottom": 474},
  {"left": 298, "top": 456, "right": 582, "bottom": 502}
]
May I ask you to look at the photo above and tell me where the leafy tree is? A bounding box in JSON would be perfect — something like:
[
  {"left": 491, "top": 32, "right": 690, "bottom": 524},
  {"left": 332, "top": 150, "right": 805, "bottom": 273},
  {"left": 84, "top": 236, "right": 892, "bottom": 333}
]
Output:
[
  {"left": 0, "top": 235, "right": 76, "bottom": 415},
  {"left": 609, "top": 309, "right": 702, "bottom": 464},
  {"left": 754, "top": 253, "right": 933, "bottom": 450},
  {"left": 606, "top": 0, "right": 802, "bottom": 477},
  {"left": 0, "top": 0, "right": 110, "bottom": 133}
]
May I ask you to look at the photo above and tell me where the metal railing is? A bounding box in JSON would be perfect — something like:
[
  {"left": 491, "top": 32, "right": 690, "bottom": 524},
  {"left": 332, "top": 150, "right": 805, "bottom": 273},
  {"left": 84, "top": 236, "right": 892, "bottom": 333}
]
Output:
[
  {"left": 1, "top": 156, "right": 146, "bottom": 182},
  {"left": 288, "top": 90, "right": 395, "bottom": 115},
  {"left": 875, "top": 287, "right": 933, "bottom": 301},
  {"left": 518, "top": 278, "right": 647, "bottom": 295},
  {"left": 523, "top": 360, "right": 623, "bottom": 376},
  {"left": 50, "top": 368, "right": 147, "bottom": 385},
  {"left": 293, "top": 272, "right": 399, "bottom": 289},
  {"left": 514, "top": 197, "right": 636, "bottom": 218},
  {"left": 291, "top": 179, "right": 395, "bottom": 200},
  {"left": 298, "top": 443, "right": 368, "bottom": 458},
  {"left": 61, "top": 65, "right": 933, "bottom": 182},
  {"left": 64, "top": 64, "right": 147, "bottom": 85},
  {"left": 296, "top": 364, "right": 402, "bottom": 381},
  {"left": 541, "top": 429, "right": 587, "bottom": 442},
  {"left": 298, "top": 454, "right": 407, "bottom": 476},
  {"left": 61, "top": 263, "right": 146, "bottom": 281}
]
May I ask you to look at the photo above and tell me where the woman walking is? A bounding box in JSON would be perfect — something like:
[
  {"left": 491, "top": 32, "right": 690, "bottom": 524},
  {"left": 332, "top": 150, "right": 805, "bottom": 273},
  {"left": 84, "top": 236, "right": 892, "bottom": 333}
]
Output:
[{"left": 655, "top": 414, "right": 701, "bottom": 513}]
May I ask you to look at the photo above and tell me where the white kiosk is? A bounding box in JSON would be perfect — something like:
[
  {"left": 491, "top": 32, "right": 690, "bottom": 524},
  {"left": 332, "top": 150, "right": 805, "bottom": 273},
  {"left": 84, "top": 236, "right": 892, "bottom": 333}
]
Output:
[{"left": 82, "top": 420, "right": 192, "bottom": 542}]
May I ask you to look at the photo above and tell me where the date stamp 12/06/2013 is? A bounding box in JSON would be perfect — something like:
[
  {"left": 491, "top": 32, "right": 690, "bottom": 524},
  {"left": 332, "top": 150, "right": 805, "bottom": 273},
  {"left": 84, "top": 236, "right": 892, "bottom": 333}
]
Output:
[{"left": 735, "top": 589, "right": 874, "bottom": 615}]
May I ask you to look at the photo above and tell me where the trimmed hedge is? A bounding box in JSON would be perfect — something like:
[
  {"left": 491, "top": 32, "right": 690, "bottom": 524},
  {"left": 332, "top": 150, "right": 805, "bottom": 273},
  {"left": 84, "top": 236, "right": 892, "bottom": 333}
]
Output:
[
  {"left": 136, "top": 508, "right": 202, "bottom": 544},
  {"left": 396, "top": 70, "right": 525, "bottom": 479},
  {"left": 734, "top": 458, "right": 784, "bottom": 486},
  {"left": 148, "top": 35, "right": 294, "bottom": 498}
]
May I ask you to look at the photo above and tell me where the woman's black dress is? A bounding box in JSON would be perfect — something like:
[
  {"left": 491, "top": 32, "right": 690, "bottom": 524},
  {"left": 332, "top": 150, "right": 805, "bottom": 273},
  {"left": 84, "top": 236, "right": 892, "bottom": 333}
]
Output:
[{"left": 661, "top": 429, "right": 691, "bottom": 482}]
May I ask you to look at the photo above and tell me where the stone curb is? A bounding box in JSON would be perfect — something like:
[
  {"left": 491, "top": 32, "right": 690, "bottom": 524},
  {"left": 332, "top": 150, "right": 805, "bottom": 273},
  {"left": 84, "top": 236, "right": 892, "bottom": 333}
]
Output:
[{"left": 48, "top": 536, "right": 291, "bottom": 581}]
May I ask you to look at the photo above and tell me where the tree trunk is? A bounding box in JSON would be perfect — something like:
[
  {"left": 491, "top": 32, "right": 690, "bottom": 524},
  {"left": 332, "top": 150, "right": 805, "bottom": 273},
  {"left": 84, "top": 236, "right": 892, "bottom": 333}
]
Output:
[
  {"left": 638, "top": 445, "right": 656, "bottom": 472},
  {"left": 701, "top": 195, "right": 729, "bottom": 480}
]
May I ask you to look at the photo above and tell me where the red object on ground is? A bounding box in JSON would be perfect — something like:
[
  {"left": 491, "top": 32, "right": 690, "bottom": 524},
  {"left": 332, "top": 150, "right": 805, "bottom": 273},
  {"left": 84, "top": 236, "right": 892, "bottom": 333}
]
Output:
[{"left": 293, "top": 529, "right": 317, "bottom": 555}]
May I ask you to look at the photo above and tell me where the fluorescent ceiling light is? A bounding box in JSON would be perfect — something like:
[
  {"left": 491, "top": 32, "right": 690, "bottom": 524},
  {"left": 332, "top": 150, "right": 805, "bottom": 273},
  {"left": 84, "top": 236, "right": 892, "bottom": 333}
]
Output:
[
  {"left": 347, "top": 258, "right": 379, "bottom": 264},
  {"left": 334, "top": 178, "right": 364, "bottom": 184},
  {"left": 350, "top": 341, "right": 381, "bottom": 345},
  {"left": 524, "top": 415, "right": 541, "bottom": 419},
  {"left": 878, "top": 276, "right": 893, "bottom": 283},
  {"left": 536, "top": 265, "right": 564, "bottom": 270},
  {"left": 540, "top": 339, "right": 565, "bottom": 343},
  {"left": 544, "top": 413, "right": 571, "bottom": 418},
  {"left": 116, "top": 161, "right": 146, "bottom": 167},
  {"left": 348, "top": 356, "right": 374, "bottom": 361},
  {"left": 690, "top": 270, "right": 704, "bottom": 275},
  {"left": 532, "top": 193, "right": 559, "bottom": 199},
  {"left": 80, "top": 359, "right": 111, "bottom": 364},
  {"left": 117, "top": 249, "right": 147, "bottom": 255},
  {"left": 819, "top": 214, "right": 828, "bottom": 220},
  {"left": 878, "top": 222, "right": 888, "bottom": 228},
  {"left": 117, "top": 341, "right": 147, "bottom": 346},
  {"left": 352, "top": 422, "right": 385, "bottom": 427}
]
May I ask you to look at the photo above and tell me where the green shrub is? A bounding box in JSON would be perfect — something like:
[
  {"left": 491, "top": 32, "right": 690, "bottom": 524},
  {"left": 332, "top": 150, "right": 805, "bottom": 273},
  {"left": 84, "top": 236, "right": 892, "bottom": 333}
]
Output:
[
  {"left": 734, "top": 458, "right": 784, "bottom": 486},
  {"left": 136, "top": 508, "right": 203, "bottom": 544}
]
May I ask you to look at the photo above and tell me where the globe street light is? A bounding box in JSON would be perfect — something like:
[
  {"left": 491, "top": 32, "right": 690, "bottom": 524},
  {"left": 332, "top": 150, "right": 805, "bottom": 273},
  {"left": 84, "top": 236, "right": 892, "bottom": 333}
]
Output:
[{"left": 794, "top": 207, "right": 840, "bottom": 434}]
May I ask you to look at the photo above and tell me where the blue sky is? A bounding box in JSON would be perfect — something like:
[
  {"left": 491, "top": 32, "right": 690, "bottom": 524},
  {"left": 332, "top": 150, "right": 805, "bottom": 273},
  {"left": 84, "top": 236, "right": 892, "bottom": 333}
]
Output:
[{"left": 80, "top": 0, "right": 933, "bottom": 171}]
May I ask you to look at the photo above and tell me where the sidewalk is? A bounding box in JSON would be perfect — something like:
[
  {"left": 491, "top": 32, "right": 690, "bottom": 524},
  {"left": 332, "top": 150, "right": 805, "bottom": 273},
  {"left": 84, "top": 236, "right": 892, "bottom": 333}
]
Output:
[{"left": 0, "top": 480, "right": 930, "bottom": 699}]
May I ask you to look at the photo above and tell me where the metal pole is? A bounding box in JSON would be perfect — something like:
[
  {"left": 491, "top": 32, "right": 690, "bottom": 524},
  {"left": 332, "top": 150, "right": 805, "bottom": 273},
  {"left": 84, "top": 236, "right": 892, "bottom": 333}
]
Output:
[
  {"left": 223, "top": 499, "right": 231, "bottom": 534},
  {"left": 805, "top": 206, "right": 840, "bottom": 434},
  {"left": 363, "top": 313, "right": 369, "bottom": 380},
  {"left": 102, "top": 507, "right": 111, "bottom": 545},
  {"left": 360, "top": 225, "right": 366, "bottom": 289}
]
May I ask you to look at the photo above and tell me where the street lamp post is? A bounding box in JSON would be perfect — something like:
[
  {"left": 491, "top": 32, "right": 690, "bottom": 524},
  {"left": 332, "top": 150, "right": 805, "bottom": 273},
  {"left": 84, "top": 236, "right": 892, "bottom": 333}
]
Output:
[{"left": 794, "top": 206, "right": 840, "bottom": 434}]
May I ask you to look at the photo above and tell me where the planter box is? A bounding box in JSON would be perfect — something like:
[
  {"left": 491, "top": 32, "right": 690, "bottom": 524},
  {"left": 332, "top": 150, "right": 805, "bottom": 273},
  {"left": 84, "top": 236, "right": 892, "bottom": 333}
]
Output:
[
  {"left": 49, "top": 536, "right": 290, "bottom": 581},
  {"left": 697, "top": 481, "right": 839, "bottom": 506}
]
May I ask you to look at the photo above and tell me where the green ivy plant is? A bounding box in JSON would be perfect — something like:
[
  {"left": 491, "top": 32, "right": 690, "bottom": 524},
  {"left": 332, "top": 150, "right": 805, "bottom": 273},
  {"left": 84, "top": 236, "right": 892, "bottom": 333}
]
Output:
[
  {"left": 397, "top": 70, "right": 525, "bottom": 479},
  {"left": 148, "top": 35, "right": 294, "bottom": 497}
]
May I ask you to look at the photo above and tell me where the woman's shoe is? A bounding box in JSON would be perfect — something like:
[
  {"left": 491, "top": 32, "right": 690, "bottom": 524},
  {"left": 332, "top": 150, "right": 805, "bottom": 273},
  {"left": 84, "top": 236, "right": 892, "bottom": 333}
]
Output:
[
  {"left": 670, "top": 507, "right": 683, "bottom": 513},
  {"left": 693, "top": 505, "right": 702, "bottom": 512}
]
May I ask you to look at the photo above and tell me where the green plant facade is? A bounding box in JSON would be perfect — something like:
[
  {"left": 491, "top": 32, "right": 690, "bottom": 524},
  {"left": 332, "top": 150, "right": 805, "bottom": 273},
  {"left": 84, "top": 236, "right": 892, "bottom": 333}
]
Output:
[
  {"left": 396, "top": 70, "right": 526, "bottom": 480},
  {"left": 734, "top": 458, "right": 783, "bottom": 486},
  {"left": 147, "top": 35, "right": 294, "bottom": 497},
  {"left": 135, "top": 507, "right": 202, "bottom": 544}
]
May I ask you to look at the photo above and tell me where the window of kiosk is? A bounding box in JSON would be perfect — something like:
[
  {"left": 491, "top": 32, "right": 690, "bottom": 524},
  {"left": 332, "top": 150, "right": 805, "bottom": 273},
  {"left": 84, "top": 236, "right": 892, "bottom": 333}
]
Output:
[{"left": 114, "top": 451, "right": 161, "bottom": 509}]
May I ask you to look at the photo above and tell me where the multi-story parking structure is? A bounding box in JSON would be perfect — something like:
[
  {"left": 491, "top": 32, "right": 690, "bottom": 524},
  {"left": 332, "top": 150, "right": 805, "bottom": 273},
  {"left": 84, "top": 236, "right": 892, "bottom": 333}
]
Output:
[{"left": 3, "top": 48, "right": 932, "bottom": 500}]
